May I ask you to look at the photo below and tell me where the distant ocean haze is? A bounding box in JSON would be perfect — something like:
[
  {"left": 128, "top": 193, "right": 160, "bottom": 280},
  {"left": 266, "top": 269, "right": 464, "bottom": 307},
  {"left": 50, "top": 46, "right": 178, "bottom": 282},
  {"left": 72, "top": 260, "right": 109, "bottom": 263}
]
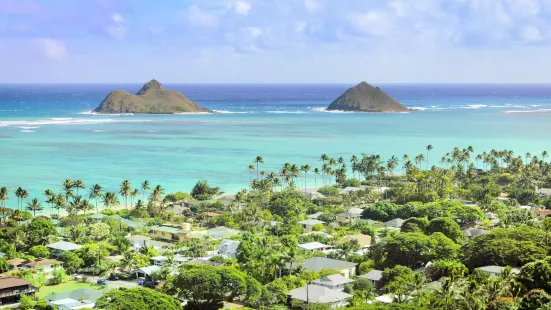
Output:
[{"left": 1, "top": 83, "right": 551, "bottom": 208}]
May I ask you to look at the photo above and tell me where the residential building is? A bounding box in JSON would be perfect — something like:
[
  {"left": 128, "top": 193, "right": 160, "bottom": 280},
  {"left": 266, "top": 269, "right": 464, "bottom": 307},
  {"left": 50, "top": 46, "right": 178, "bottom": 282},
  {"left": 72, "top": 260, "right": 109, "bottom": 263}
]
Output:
[
  {"left": 339, "top": 234, "right": 372, "bottom": 252},
  {"left": 150, "top": 223, "right": 191, "bottom": 242},
  {"left": 312, "top": 274, "right": 354, "bottom": 291},
  {"left": 291, "top": 257, "right": 357, "bottom": 278},
  {"left": 477, "top": 266, "right": 520, "bottom": 278},
  {"left": 298, "top": 242, "right": 333, "bottom": 253},
  {"left": 46, "top": 288, "right": 106, "bottom": 310},
  {"left": 384, "top": 218, "right": 405, "bottom": 229},
  {"left": 217, "top": 239, "right": 241, "bottom": 258},
  {"left": 0, "top": 277, "right": 37, "bottom": 306},
  {"left": 206, "top": 226, "right": 240, "bottom": 239},
  {"left": 6, "top": 258, "right": 26, "bottom": 270},
  {"left": 537, "top": 188, "right": 551, "bottom": 198},
  {"left": 359, "top": 269, "right": 384, "bottom": 288},
  {"left": 462, "top": 228, "right": 488, "bottom": 239},
  {"left": 336, "top": 207, "right": 364, "bottom": 223},
  {"left": 288, "top": 284, "right": 352, "bottom": 308},
  {"left": 21, "top": 258, "right": 63, "bottom": 273},
  {"left": 298, "top": 219, "right": 325, "bottom": 232},
  {"left": 536, "top": 210, "right": 551, "bottom": 217},
  {"left": 307, "top": 212, "right": 324, "bottom": 220},
  {"left": 46, "top": 241, "right": 82, "bottom": 257},
  {"left": 135, "top": 265, "right": 162, "bottom": 279},
  {"left": 151, "top": 256, "right": 169, "bottom": 267}
]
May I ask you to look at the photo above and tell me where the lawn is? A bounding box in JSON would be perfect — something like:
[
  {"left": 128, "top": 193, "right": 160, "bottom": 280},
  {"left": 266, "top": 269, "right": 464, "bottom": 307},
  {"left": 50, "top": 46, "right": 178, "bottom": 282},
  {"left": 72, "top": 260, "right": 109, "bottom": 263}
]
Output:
[{"left": 36, "top": 280, "right": 104, "bottom": 298}]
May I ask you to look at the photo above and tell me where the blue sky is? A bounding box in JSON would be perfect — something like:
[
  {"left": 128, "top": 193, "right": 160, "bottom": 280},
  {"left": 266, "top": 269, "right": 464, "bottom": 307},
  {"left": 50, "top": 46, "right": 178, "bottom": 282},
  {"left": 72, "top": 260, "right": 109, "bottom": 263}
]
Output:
[{"left": 1, "top": 0, "right": 551, "bottom": 83}]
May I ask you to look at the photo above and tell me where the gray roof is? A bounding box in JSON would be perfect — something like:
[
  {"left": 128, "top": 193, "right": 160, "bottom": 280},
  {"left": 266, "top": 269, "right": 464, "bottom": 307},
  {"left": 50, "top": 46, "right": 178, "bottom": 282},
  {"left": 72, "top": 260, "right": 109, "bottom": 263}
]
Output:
[
  {"left": 206, "top": 226, "right": 240, "bottom": 239},
  {"left": 298, "top": 242, "right": 330, "bottom": 251},
  {"left": 46, "top": 241, "right": 82, "bottom": 251},
  {"left": 298, "top": 219, "right": 325, "bottom": 226},
  {"left": 359, "top": 269, "right": 383, "bottom": 281},
  {"left": 308, "top": 212, "right": 324, "bottom": 219},
  {"left": 384, "top": 218, "right": 405, "bottom": 228},
  {"left": 136, "top": 265, "right": 162, "bottom": 276},
  {"left": 289, "top": 284, "right": 352, "bottom": 303},
  {"left": 537, "top": 188, "right": 551, "bottom": 195},
  {"left": 294, "top": 257, "right": 357, "bottom": 272},
  {"left": 477, "top": 266, "right": 520, "bottom": 274},
  {"left": 46, "top": 288, "right": 105, "bottom": 303},
  {"left": 217, "top": 239, "right": 240, "bottom": 255},
  {"left": 463, "top": 228, "right": 488, "bottom": 238},
  {"left": 312, "top": 274, "right": 354, "bottom": 286}
]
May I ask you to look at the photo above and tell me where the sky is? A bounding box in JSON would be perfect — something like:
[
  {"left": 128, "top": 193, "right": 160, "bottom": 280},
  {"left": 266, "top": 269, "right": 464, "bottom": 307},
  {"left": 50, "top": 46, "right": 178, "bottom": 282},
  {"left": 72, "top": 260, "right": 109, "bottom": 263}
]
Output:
[{"left": 1, "top": 0, "right": 551, "bottom": 83}]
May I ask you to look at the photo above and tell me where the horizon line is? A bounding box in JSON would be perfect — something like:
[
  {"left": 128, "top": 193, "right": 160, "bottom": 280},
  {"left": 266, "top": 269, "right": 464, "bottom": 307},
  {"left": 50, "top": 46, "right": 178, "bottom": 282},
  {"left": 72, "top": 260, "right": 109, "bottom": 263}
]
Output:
[{"left": 1, "top": 82, "right": 551, "bottom": 85}]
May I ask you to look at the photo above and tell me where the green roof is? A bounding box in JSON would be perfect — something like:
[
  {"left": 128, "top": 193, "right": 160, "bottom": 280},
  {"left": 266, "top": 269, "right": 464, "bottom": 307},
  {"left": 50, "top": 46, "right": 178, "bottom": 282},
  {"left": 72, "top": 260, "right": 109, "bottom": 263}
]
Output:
[{"left": 150, "top": 225, "right": 186, "bottom": 234}]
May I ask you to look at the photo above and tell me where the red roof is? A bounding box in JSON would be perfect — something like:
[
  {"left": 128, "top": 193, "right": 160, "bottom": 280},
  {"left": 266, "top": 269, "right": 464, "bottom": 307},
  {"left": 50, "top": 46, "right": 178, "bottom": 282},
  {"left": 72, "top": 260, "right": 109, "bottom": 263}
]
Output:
[{"left": 536, "top": 210, "right": 551, "bottom": 216}]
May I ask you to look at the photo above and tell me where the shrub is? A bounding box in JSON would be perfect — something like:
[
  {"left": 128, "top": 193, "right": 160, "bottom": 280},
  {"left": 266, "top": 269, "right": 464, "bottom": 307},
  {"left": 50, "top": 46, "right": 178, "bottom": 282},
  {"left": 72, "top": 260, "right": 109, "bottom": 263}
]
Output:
[
  {"left": 318, "top": 186, "right": 340, "bottom": 196},
  {"left": 342, "top": 179, "right": 362, "bottom": 188}
]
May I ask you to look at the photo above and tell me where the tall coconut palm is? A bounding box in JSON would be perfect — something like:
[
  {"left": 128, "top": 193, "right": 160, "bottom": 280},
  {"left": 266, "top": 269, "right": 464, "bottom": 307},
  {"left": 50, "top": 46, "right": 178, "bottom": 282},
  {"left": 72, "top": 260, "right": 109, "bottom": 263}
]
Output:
[
  {"left": 119, "top": 180, "right": 132, "bottom": 209},
  {"left": 542, "top": 151, "right": 549, "bottom": 162},
  {"left": 0, "top": 187, "right": 9, "bottom": 222},
  {"left": 248, "top": 164, "right": 255, "bottom": 186},
  {"left": 14, "top": 187, "right": 24, "bottom": 211},
  {"left": 73, "top": 179, "right": 85, "bottom": 196},
  {"left": 300, "top": 164, "right": 311, "bottom": 193},
  {"left": 254, "top": 156, "right": 264, "bottom": 180},
  {"left": 140, "top": 180, "right": 150, "bottom": 201},
  {"left": 150, "top": 185, "right": 165, "bottom": 205},
  {"left": 103, "top": 192, "right": 120, "bottom": 210},
  {"left": 44, "top": 189, "right": 55, "bottom": 216},
  {"left": 88, "top": 184, "right": 103, "bottom": 213},
  {"left": 26, "top": 198, "right": 43, "bottom": 217},
  {"left": 386, "top": 156, "right": 398, "bottom": 176},
  {"left": 62, "top": 179, "right": 74, "bottom": 203},
  {"left": 53, "top": 193, "right": 66, "bottom": 218},
  {"left": 80, "top": 199, "right": 94, "bottom": 215},
  {"left": 415, "top": 154, "right": 425, "bottom": 169},
  {"left": 313, "top": 168, "right": 320, "bottom": 188},
  {"left": 130, "top": 189, "right": 139, "bottom": 208},
  {"left": 426, "top": 144, "right": 433, "bottom": 169},
  {"left": 68, "top": 196, "right": 83, "bottom": 216},
  {"left": 350, "top": 155, "right": 358, "bottom": 179}
]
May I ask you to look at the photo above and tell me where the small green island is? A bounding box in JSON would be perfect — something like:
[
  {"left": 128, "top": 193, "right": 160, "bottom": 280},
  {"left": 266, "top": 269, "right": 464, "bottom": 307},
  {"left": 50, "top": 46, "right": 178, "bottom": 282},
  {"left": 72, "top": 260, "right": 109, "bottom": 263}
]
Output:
[{"left": 93, "top": 79, "right": 211, "bottom": 114}]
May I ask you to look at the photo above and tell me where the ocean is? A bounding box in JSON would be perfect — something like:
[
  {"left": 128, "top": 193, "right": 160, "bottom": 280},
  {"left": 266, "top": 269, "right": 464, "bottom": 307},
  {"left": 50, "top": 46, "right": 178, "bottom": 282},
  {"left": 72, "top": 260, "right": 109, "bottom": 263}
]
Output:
[{"left": 1, "top": 83, "right": 551, "bottom": 206}]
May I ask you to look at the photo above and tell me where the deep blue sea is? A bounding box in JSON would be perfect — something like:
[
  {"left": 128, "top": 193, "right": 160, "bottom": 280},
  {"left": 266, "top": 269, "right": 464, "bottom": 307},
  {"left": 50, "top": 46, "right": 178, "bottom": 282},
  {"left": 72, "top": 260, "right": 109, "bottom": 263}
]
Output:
[{"left": 1, "top": 83, "right": 551, "bottom": 209}]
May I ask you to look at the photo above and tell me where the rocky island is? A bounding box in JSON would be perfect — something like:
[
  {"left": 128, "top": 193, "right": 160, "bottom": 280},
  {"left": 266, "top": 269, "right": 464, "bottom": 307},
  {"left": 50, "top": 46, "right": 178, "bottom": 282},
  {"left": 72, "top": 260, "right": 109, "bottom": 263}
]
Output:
[
  {"left": 93, "top": 80, "right": 211, "bottom": 114},
  {"left": 326, "top": 81, "right": 408, "bottom": 112}
]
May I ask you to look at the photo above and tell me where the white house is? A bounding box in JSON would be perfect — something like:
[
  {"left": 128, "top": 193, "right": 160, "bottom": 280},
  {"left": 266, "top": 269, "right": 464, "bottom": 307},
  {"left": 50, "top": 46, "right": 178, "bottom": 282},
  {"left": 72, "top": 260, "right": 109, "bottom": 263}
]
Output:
[
  {"left": 288, "top": 284, "right": 352, "bottom": 308},
  {"left": 476, "top": 266, "right": 520, "bottom": 278},
  {"left": 298, "top": 242, "right": 333, "bottom": 253},
  {"left": 384, "top": 218, "right": 405, "bottom": 229},
  {"left": 312, "top": 274, "right": 354, "bottom": 291},
  {"left": 359, "top": 269, "right": 384, "bottom": 287},
  {"left": 298, "top": 219, "right": 325, "bottom": 232},
  {"left": 293, "top": 257, "right": 357, "bottom": 278}
]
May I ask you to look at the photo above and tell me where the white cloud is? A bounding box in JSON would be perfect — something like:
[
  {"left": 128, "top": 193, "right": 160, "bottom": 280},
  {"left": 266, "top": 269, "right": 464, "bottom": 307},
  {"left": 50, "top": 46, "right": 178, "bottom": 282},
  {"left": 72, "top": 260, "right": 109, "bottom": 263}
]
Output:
[
  {"left": 234, "top": 1, "right": 252, "bottom": 15},
  {"left": 521, "top": 25, "right": 543, "bottom": 42},
  {"left": 33, "top": 38, "right": 67, "bottom": 59},
  {"left": 188, "top": 5, "right": 219, "bottom": 28},
  {"left": 348, "top": 11, "right": 394, "bottom": 37},
  {"left": 304, "top": 0, "right": 323, "bottom": 13},
  {"left": 107, "top": 13, "right": 127, "bottom": 39}
]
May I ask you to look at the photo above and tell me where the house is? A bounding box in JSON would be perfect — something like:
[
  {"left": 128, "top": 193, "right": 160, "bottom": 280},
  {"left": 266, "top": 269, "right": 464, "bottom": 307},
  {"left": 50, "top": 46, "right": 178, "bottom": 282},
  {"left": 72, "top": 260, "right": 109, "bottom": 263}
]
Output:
[
  {"left": 151, "top": 256, "right": 169, "bottom": 267},
  {"left": 46, "top": 241, "right": 82, "bottom": 256},
  {"left": 288, "top": 284, "right": 352, "bottom": 308},
  {"left": 135, "top": 265, "right": 162, "bottom": 279},
  {"left": 462, "top": 228, "right": 488, "bottom": 239},
  {"left": 110, "top": 215, "right": 148, "bottom": 230},
  {"left": 298, "top": 242, "right": 333, "bottom": 253},
  {"left": 384, "top": 218, "right": 405, "bottom": 228},
  {"left": 217, "top": 239, "right": 240, "bottom": 258},
  {"left": 6, "top": 258, "right": 26, "bottom": 270},
  {"left": 0, "top": 277, "right": 37, "bottom": 306},
  {"left": 308, "top": 212, "right": 324, "bottom": 220},
  {"left": 336, "top": 208, "right": 364, "bottom": 223},
  {"left": 485, "top": 212, "right": 497, "bottom": 220},
  {"left": 46, "top": 288, "right": 106, "bottom": 310},
  {"left": 359, "top": 269, "right": 384, "bottom": 287},
  {"left": 339, "top": 234, "right": 372, "bottom": 251},
  {"left": 536, "top": 210, "right": 551, "bottom": 217},
  {"left": 537, "top": 188, "right": 551, "bottom": 198},
  {"left": 312, "top": 274, "right": 354, "bottom": 291},
  {"left": 150, "top": 223, "right": 191, "bottom": 242},
  {"left": 476, "top": 266, "right": 520, "bottom": 278},
  {"left": 21, "top": 258, "right": 63, "bottom": 273},
  {"left": 206, "top": 226, "right": 241, "bottom": 239},
  {"left": 298, "top": 219, "right": 325, "bottom": 232},
  {"left": 292, "top": 257, "right": 357, "bottom": 278}
]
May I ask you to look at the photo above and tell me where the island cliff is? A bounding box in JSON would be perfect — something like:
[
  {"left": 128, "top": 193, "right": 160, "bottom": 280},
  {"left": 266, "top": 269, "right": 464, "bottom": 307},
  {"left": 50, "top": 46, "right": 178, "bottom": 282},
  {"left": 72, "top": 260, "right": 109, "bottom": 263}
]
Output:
[
  {"left": 326, "top": 81, "right": 408, "bottom": 112},
  {"left": 93, "top": 80, "right": 211, "bottom": 114}
]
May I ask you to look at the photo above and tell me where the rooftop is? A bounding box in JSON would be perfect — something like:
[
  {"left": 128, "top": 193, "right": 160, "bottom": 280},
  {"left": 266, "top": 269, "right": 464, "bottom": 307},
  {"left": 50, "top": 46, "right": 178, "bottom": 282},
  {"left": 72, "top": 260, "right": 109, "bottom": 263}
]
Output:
[
  {"left": 46, "top": 241, "right": 82, "bottom": 251},
  {"left": 0, "top": 277, "right": 32, "bottom": 290},
  {"left": 46, "top": 288, "right": 106, "bottom": 303},
  {"left": 477, "top": 266, "right": 520, "bottom": 274},
  {"left": 384, "top": 218, "right": 405, "bottom": 228},
  {"left": 298, "top": 242, "right": 331, "bottom": 251},
  {"left": 359, "top": 269, "right": 384, "bottom": 281},
  {"left": 308, "top": 212, "right": 324, "bottom": 219},
  {"left": 340, "top": 234, "right": 372, "bottom": 248},
  {"left": 136, "top": 265, "right": 162, "bottom": 276},
  {"left": 298, "top": 219, "right": 325, "bottom": 226},
  {"left": 312, "top": 274, "right": 354, "bottom": 286},
  {"left": 150, "top": 224, "right": 188, "bottom": 234},
  {"left": 293, "top": 257, "right": 357, "bottom": 272},
  {"left": 289, "top": 284, "right": 352, "bottom": 303},
  {"left": 23, "top": 258, "right": 62, "bottom": 268}
]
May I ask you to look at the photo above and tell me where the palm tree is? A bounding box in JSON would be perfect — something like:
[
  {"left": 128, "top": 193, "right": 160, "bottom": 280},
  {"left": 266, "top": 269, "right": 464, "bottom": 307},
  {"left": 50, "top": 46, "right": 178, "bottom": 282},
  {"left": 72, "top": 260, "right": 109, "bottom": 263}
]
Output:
[
  {"left": 14, "top": 187, "right": 23, "bottom": 211},
  {"left": 119, "top": 180, "right": 132, "bottom": 209},
  {"left": 254, "top": 156, "right": 264, "bottom": 180},
  {"left": 542, "top": 151, "right": 548, "bottom": 162},
  {"left": 350, "top": 155, "right": 359, "bottom": 179},
  {"left": 80, "top": 199, "right": 94, "bottom": 215},
  {"left": 53, "top": 193, "right": 65, "bottom": 218},
  {"left": 120, "top": 251, "right": 137, "bottom": 271},
  {"left": 415, "top": 154, "right": 425, "bottom": 169},
  {"left": 88, "top": 184, "right": 103, "bottom": 213},
  {"left": 103, "top": 192, "right": 120, "bottom": 210},
  {"left": 248, "top": 164, "right": 255, "bottom": 186},
  {"left": 68, "top": 195, "right": 83, "bottom": 215},
  {"left": 140, "top": 180, "right": 151, "bottom": 201},
  {"left": 0, "top": 187, "right": 9, "bottom": 216},
  {"left": 426, "top": 144, "right": 433, "bottom": 169},
  {"left": 386, "top": 156, "right": 398, "bottom": 175},
  {"left": 313, "top": 168, "right": 320, "bottom": 187},
  {"left": 26, "top": 198, "right": 43, "bottom": 217},
  {"left": 73, "top": 179, "right": 85, "bottom": 196},
  {"left": 62, "top": 179, "right": 74, "bottom": 203},
  {"left": 300, "top": 164, "right": 311, "bottom": 193},
  {"left": 44, "top": 190, "right": 55, "bottom": 216},
  {"left": 130, "top": 189, "right": 139, "bottom": 208},
  {"left": 150, "top": 185, "right": 165, "bottom": 205}
]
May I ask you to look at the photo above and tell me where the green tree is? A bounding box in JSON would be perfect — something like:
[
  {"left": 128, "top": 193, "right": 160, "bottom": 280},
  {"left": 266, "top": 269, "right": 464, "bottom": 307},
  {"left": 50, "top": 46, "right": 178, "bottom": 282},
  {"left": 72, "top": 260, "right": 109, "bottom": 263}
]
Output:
[
  {"left": 400, "top": 217, "right": 429, "bottom": 233},
  {"left": 19, "top": 294, "right": 35, "bottom": 310},
  {"left": 28, "top": 245, "right": 50, "bottom": 258},
  {"left": 518, "top": 256, "right": 551, "bottom": 293},
  {"left": 426, "top": 217, "right": 465, "bottom": 243},
  {"left": 519, "top": 289, "right": 551, "bottom": 310},
  {"left": 57, "top": 251, "right": 83, "bottom": 273},
  {"left": 95, "top": 287, "right": 182, "bottom": 310},
  {"left": 25, "top": 198, "right": 43, "bottom": 216},
  {"left": 50, "top": 267, "right": 70, "bottom": 285},
  {"left": 191, "top": 180, "right": 221, "bottom": 201},
  {"left": 26, "top": 217, "right": 57, "bottom": 247},
  {"left": 88, "top": 184, "right": 103, "bottom": 213}
]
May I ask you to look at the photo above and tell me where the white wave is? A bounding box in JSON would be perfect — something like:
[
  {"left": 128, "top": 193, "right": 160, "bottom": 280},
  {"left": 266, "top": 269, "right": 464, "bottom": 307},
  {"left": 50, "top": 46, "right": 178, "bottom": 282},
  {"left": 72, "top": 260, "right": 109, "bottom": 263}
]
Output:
[
  {"left": 531, "top": 104, "right": 541, "bottom": 107},
  {"left": 51, "top": 118, "right": 73, "bottom": 121},
  {"left": 92, "top": 130, "right": 105, "bottom": 133},
  {"left": 146, "top": 131, "right": 157, "bottom": 133},
  {"left": 311, "top": 107, "right": 354, "bottom": 113},
  {"left": 466, "top": 104, "right": 487, "bottom": 109},
  {"left": 502, "top": 109, "right": 551, "bottom": 114},
  {"left": 212, "top": 110, "right": 248, "bottom": 114},
  {"left": 20, "top": 130, "right": 34, "bottom": 133},
  {"left": 409, "top": 106, "right": 428, "bottom": 111},
  {"left": 0, "top": 118, "right": 149, "bottom": 127},
  {"left": 19, "top": 126, "right": 39, "bottom": 129},
  {"left": 78, "top": 110, "right": 98, "bottom": 115},
  {"left": 266, "top": 110, "right": 306, "bottom": 114}
]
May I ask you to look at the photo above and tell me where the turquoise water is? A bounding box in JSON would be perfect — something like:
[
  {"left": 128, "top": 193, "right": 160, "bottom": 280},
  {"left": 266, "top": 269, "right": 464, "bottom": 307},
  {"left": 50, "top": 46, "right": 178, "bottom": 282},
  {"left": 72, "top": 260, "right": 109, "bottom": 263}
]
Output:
[{"left": 1, "top": 83, "right": 551, "bottom": 207}]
